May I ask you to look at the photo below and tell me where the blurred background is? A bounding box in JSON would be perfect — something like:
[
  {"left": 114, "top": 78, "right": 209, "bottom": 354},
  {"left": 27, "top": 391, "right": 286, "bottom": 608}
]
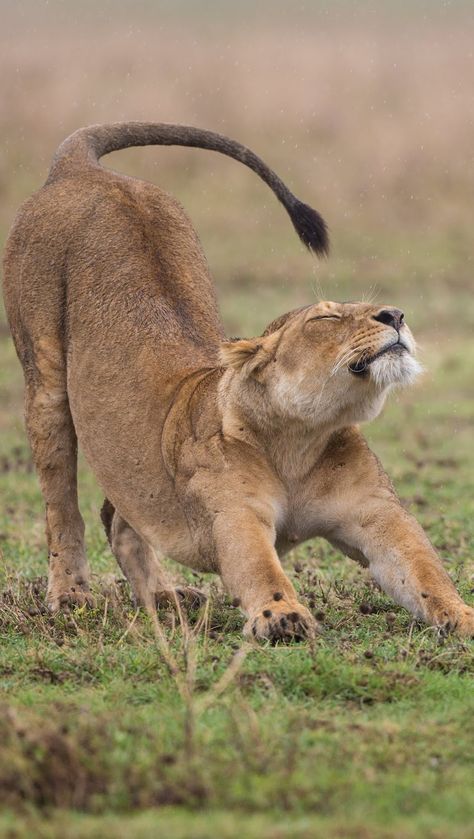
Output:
[{"left": 1, "top": 0, "right": 473, "bottom": 570}]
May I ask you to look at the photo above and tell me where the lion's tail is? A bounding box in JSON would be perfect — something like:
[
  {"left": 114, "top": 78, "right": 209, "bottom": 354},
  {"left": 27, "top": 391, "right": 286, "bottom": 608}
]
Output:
[{"left": 47, "top": 121, "right": 329, "bottom": 256}]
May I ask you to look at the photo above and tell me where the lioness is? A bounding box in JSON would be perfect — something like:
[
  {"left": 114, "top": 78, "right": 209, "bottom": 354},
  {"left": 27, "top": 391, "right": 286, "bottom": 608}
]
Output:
[{"left": 3, "top": 122, "right": 473, "bottom": 641}]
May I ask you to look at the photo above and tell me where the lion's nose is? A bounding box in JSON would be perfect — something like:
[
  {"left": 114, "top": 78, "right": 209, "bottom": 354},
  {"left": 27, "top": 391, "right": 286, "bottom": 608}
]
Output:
[{"left": 373, "top": 308, "right": 404, "bottom": 331}]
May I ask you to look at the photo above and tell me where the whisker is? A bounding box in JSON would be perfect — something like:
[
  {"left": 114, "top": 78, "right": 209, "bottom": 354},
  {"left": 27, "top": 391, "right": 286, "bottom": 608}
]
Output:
[
  {"left": 313, "top": 364, "right": 335, "bottom": 413},
  {"left": 362, "top": 284, "right": 381, "bottom": 306},
  {"left": 309, "top": 272, "right": 325, "bottom": 302},
  {"left": 331, "top": 343, "right": 370, "bottom": 375},
  {"left": 332, "top": 345, "right": 373, "bottom": 376},
  {"left": 333, "top": 337, "right": 369, "bottom": 363},
  {"left": 331, "top": 352, "right": 359, "bottom": 376},
  {"left": 331, "top": 351, "right": 355, "bottom": 375}
]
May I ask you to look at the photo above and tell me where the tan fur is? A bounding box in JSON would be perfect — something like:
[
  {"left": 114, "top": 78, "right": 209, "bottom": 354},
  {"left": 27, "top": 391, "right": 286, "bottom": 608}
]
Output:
[{"left": 3, "top": 123, "right": 473, "bottom": 640}]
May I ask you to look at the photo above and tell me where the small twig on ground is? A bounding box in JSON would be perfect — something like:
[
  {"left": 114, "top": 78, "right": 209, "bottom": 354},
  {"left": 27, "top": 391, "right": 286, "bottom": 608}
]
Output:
[{"left": 117, "top": 608, "right": 140, "bottom": 645}]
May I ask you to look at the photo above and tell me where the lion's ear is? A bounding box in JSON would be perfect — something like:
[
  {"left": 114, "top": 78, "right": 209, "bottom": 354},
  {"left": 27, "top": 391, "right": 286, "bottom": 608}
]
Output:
[{"left": 220, "top": 338, "right": 268, "bottom": 374}]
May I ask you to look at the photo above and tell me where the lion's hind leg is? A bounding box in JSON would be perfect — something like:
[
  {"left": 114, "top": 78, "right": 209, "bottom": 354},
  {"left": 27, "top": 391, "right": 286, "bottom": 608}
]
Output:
[
  {"left": 24, "top": 339, "right": 93, "bottom": 612},
  {"left": 101, "top": 500, "right": 205, "bottom": 611}
]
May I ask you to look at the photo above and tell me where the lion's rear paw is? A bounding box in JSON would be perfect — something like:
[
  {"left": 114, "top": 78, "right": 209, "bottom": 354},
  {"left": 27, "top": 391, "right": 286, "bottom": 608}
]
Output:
[
  {"left": 48, "top": 583, "right": 95, "bottom": 613},
  {"left": 245, "top": 598, "right": 318, "bottom": 644},
  {"left": 155, "top": 586, "right": 207, "bottom": 610}
]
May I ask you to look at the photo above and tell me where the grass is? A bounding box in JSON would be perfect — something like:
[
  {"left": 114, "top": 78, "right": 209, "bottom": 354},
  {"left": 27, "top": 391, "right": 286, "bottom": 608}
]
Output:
[{"left": 1, "top": 1, "right": 474, "bottom": 836}]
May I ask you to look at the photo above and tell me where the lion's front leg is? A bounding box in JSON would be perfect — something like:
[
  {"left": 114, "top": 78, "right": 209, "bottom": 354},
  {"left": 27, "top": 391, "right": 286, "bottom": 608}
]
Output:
[
  {"left": 331, "top": 500, "right": 474, "bottom": 638},
  {"left": 212, "top": 508, "right": 318, "bottom": 643}
]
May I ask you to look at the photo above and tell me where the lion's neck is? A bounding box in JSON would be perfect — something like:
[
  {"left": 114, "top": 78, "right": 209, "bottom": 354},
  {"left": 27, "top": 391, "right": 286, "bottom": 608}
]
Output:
[
  {"left": 261, "top": 422, "right": 337, "bottom": 482},
  {"left": 218, "top": 367, "right": 381, "bottom": 482},
  {"left": 222, "top": 399, "right": 338, "bottom": 483}
]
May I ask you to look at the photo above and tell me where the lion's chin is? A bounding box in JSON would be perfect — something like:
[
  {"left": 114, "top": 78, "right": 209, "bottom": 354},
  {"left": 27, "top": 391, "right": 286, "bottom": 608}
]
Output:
[{"left": 369, "top": 350, "right": 423, "bottom": 389}]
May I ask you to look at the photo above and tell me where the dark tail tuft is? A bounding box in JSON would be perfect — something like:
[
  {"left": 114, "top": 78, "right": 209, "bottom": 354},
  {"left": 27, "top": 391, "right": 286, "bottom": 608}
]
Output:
[
  {"left": 288, "top": 199, "right": 329, "bottom": 256},
  {"left": 100, "top": 498, "right": 115, "bottom": 546},
  {"left": 49, "top": 122, "right": 329, "bottom": 258}
]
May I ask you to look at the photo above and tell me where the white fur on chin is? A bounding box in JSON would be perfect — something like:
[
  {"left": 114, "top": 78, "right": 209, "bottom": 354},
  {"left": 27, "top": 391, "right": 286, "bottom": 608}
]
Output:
[{"left": 370, "top": 352, "right": 423, "bottom": 389}]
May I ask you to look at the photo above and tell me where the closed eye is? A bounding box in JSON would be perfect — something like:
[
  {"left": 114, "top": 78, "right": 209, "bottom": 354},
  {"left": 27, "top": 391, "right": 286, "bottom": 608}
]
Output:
[{"left": 307, "top": 315, "right": 341, "bottom": 322}]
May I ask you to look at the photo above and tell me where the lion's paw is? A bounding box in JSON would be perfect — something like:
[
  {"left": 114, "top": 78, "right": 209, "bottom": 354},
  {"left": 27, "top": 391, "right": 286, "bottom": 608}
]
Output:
[
  {"left": 155, "top": 586, "right": 207, "bottom": 610},
  {"left": 452, "top": 605, "right": 474, "bottom": 639},
  {"left": 431, "top": 602, "right": 474, "bottom": 639},
  {"left": 48, "top": 583, "right": 95, "bottom": 613},
  {"left": 245, "top": 595, "right": 318, "bottom": 644}
]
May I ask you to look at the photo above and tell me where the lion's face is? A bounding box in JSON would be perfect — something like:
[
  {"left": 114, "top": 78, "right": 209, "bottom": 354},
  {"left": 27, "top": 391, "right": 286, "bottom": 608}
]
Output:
[{"left": 220, "top": 301, "right": 422, "bottom": 428}]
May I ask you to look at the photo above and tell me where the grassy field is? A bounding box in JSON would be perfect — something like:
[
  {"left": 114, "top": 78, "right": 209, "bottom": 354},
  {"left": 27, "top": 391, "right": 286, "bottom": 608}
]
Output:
[{"left": 1, "top": 2, "right": 473, "bottom": 836}]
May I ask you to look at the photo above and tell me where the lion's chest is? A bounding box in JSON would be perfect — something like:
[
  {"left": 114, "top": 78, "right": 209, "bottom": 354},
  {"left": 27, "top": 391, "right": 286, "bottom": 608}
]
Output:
[{"left": 274, "top": 461, "right": 351, "bottom": 554}]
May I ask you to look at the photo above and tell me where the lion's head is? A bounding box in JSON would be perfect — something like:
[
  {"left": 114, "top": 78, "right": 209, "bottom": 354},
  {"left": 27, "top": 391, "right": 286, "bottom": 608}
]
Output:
[{"left": 220, "top": 301, "right": 422, "bottom": 429}]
